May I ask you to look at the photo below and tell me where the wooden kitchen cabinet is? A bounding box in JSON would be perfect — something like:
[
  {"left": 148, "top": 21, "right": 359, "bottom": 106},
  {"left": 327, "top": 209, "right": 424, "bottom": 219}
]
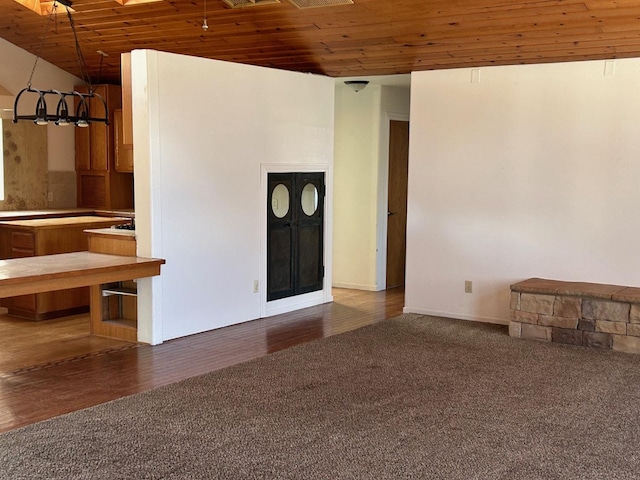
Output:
[
  {"left": 86, "top": 228, "right": 138, "bottom": 342},
  {"left": 114, "top": 109, "right": 133, "bottom": 173},
  {"left": 120, "top": 52, "right": 133, "bottom": 146},
  {"left": 75, "top": 84, "right": 134, "bottom": 209},
  {"left": 0, "top": 216, "right": 129, "bottom": 320}
]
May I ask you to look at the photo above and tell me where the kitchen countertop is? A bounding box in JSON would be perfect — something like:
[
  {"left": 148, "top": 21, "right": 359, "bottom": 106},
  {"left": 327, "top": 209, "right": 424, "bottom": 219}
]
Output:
[
  {"left": 0, "top": 252, "right": 164, "bottom": 299},
  {"left": 84, "top": 227, "right": 136, "bottom": 238},
  {"left": 0, "top": 209, "right": 135, "bottom": 221},
  {"left": 0, "top": 216, "right": 130, "bottom": 229},
  {"left": 0, "top": 209, "right": 94, "bottom": 221}
]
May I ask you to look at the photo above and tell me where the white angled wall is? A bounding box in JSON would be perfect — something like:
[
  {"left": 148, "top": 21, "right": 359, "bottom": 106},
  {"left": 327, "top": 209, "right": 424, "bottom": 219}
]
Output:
[
  {"left": 405, "top": 59, "right": 640, "bottom": 324},
  {"left": 132, "top": 50, "right": 335, "bottom": 343}
]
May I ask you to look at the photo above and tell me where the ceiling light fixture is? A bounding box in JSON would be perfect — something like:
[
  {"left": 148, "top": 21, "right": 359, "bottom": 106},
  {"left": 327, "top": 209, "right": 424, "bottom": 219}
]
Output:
[
  {"left": 344, "top": 80, "right": 369, "bottom": 92},
  {"left": 13, "top": 0, "right": 108, "bottom": 128},
  {"left": 202, "top": 0, "right": 208, "bottom": 31}
]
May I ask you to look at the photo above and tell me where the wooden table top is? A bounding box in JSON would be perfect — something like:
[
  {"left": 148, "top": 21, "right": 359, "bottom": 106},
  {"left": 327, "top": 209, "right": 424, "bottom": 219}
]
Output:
[{"left": 0, "top": 252, "right": 165, "bottom": 298}]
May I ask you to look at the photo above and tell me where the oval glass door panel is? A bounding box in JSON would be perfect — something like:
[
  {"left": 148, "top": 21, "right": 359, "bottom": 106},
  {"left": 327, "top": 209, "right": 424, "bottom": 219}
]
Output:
[
  {"left": 301, "top": 183, "right": 318, "bottom": 216},
  {"left": 271, "top": 184, "right": 290, "bottom": 218}
]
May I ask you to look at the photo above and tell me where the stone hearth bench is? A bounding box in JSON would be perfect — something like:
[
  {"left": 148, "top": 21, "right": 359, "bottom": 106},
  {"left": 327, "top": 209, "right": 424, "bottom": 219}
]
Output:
[{"left": 510, "top": 278, "right": 640, "bottom": 354}]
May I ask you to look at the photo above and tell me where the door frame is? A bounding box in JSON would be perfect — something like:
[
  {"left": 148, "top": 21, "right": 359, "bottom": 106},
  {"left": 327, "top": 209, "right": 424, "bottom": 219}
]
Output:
[
  {"left": 376, "top": 112, "right": 410, "bottom": 290},
  {"left": 260, "top": 163, "right": 333, "bottom": 318}
]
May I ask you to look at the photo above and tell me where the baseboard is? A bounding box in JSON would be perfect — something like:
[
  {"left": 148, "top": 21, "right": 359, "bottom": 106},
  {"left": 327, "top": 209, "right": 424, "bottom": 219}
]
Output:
[
  {"left": 332, "top": 283, "right": 379, "bottom": 291},
  {"left": 403, "top": 307, "right": 509, "bottom": 326},
  {"left": 264, "top": 291, "right": 333, "bottom": 318}
]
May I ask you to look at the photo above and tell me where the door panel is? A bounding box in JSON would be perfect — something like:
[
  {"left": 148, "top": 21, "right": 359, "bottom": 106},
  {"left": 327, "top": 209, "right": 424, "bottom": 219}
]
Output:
[
  {"left": 268, "top": 172, "right": 324, "bottom": 301},
  {"left": 386, "top": 120, "right": 410, "bottom": 289},
  {"left": 297, "top": 224, "right": 322, "bottom": 293},
  {"left": 269, "top": 227, "right": 294, "bottom": 299},
  {"left": 268, "top": 174, "right": 295, "bottom": 301}
]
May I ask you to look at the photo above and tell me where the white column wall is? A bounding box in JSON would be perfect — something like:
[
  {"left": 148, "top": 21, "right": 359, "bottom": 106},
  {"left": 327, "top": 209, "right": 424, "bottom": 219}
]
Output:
[
  {"left": 405, "top": 59, "right": 640, "bottom": 324},
  {"left": 132, "top": 50, "right": 334, "bottom": 342}
]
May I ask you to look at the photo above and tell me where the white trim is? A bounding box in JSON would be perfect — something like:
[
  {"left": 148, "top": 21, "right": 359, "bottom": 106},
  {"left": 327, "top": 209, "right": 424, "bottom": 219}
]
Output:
[
  {"left": 377, "top": 112, "right": 410, "bottom": 290},
  {"left": 332, "top": 282, "right": 378, "bottom": 291},
  {"left": 133, "top": 49, "right": 164, "bottom": 345},
  {"left": 403, "top": 307, "right": 509, "bottom": 326},
  {"left": 264, "top": 290, "right": 332, "bottom": 318},
  {"left": 260, "top": 163, "right": 333, "bottom": 319}
]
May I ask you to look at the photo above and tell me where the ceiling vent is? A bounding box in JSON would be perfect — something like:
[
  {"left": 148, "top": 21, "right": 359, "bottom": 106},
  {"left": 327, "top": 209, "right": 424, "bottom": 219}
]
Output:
[
  {"left": 287, "top": 0, "right": 353, "bottom": 8},
  {"left": 222, "top": 0, "right": 280, "bottom": 7}
]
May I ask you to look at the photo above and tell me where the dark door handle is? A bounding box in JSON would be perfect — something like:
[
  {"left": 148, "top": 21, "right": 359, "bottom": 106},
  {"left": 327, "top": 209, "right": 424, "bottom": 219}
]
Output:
[{"left": 388, "top": 211, "right": 396, "bottom": 216}]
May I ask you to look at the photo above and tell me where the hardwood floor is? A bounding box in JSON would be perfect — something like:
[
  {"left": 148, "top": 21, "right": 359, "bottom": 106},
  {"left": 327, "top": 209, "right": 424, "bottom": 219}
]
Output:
[{"left": 0, "top": 287, "right": 404, "bottom": 433}]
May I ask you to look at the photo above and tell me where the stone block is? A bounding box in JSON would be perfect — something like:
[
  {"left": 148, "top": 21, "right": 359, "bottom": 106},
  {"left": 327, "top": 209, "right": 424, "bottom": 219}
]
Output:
[
  {"left": 627, "top": 324, "right": 640, "bottom": 337},
  {"left": 613, "top": 335, "right": 640, "bottom": 354},
  {"left": 577, "top": 319, "right": 595, "bottom": 332},
  {"left": 520, "top": 293, "right": 555, "bottom": 315},
  {"left": 538, "top": 315, "right": 578, "bottom": 329},
  {"left": 612, "top": 287, "right": 640, "bottom": 303},
  {"left": 557, "top": 282, "right": 623, "bottom": 300},
  {"left": 511, "top": 310, "right": 538, "bottom": 325},
  {"left": 583, "top": 332, "right": 612, "bottom": 350},
  {"left": 582, "top": 299, "right": 629, "bottom": 323},
  {"left": 551, "top": 328, "right": 583, "bottom": 346},
  {"left": 510, "top": 278, "right": 563, "bottom": 295},
  {"left": 510, "top": 292, "right": 521, "bottom": 310},
  {"left": 553, "top": 296, "right": 581, "bottom": 318},
  {"left": 521, "top": 323, "right": 552, "bottom": 342},
  {"left": 630, "top": 304, "right": 640, "bottom": 324},
  {"left": 595, "top": 320, "right": 627, "bottom": 335},
  {"left": 509, "top": 321, "right": 522, "bottom": 338}
]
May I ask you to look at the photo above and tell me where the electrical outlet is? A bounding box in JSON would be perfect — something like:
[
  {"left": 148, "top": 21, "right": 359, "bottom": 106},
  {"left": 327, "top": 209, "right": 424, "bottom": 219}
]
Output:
[
  {"left": 465, "top": 280, "right": 473, "bottom": 294},
  {"left": 253, "top": 280, "right": 259, "bottom": 293},
  {"left": 47, "top": 192, "right": 53, "bottom": 202}
]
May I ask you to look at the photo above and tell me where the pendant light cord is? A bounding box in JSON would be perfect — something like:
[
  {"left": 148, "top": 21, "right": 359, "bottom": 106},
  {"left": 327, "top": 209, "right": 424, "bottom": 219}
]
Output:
[
  {"left": 27, "top": 2, "right": 57, "bottom": 89},
  {"left": 66, "top": 5, "right": 93, "bottom": 92}
]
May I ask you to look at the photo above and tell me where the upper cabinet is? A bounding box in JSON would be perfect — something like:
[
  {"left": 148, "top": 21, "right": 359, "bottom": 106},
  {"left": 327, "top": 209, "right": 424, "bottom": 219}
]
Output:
[
  {"left": 121, "top": 52, "right": 133, "bottom": 146},
  {"left": 75, "top": 84, "right": 134, "bottom": 210},
  {"left": 114, "top": 109, "right": 133, "bottom": 173}
]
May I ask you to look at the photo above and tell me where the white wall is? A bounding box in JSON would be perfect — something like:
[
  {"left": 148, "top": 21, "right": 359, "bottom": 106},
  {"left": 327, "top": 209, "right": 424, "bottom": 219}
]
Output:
[
  {"left": 0, "top": 38, "right": 78, "bottom": 172},
  {"left": 405, "top": 59, "right": 640, "bottom": 325},
  {"left": 132, "top": 50, "right": 335, "bottom": 343},
  {"left": 333, "top": 83, "right": 380, "bottom": 290},
  {"left": 333, "top": 83, "right": 410, "bottom": 291}
]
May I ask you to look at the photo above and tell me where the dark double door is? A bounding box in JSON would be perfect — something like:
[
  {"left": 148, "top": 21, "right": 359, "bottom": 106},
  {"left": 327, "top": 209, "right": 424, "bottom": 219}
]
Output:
[{"left": 267, "top": 172, "right": 325, "bottom": 302}]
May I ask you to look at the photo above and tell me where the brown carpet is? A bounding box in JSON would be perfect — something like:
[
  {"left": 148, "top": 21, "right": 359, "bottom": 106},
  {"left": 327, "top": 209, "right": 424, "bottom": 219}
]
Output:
[{"left": 2, "top": 313, "right": 640, "bottom": 479}]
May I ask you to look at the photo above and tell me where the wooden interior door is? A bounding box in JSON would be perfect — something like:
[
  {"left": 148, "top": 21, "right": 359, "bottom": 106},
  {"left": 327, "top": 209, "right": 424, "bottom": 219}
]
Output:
[
  {"left": 267, "top": 172, "right": 324, "bottom": 301},
  {"left": 386, "top": 120, "right": 410, "bottom": 289}
]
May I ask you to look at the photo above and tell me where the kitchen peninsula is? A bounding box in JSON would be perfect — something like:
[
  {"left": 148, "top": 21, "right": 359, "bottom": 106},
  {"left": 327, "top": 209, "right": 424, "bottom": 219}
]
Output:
[{"left": 0, "top": 215, "right": 131, "bottom": 319}]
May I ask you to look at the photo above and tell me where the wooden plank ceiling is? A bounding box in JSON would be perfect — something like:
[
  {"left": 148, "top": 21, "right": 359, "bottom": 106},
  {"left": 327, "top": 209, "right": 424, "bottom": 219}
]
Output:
[{"left": 1, "top": 0, "right": 640, "bottom": 85}]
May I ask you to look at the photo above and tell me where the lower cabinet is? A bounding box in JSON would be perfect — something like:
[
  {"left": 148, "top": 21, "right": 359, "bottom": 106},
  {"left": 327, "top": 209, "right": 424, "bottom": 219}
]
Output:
[
  {"left": 0, "top": 216, "right": 129, "bottom": 320},
  {"left": 86, "top": 228, "right": 138, "bottom": 342}
]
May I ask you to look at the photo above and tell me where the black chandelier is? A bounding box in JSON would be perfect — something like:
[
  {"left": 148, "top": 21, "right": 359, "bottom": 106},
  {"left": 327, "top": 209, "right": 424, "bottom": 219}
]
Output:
[{"left": 13, "top": 0, "right": 108, "bottom": 127}]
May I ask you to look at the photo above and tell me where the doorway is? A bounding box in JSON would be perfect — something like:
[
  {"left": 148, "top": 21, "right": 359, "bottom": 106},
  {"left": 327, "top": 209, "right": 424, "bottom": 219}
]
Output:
[
  {"left": 267, "top": 172, "right": 325, "bottom": 301},
  {"left": 385, "top": 120, "right": 410, "bottom": 289}
]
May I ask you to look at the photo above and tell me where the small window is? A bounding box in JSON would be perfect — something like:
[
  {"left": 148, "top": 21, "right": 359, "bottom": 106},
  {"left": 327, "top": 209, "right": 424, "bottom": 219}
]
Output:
[
  {"left": 300, "top": 183, "right": 318, "bottom": 216},
  {"left": 271, "top": 184, "right": 290, "bottom": 218}
]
